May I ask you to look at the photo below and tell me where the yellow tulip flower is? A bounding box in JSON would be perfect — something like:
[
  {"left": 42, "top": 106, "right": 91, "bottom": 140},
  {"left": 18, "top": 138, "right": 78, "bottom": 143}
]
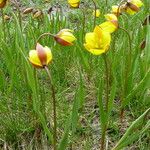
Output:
[
  {"left": 111, "top": 5, "right": 121, "bottom": 16},
  {"left": 125, "top": 0, "right": 143, "bottom": 15},
  {"left": 93, "top": 9, "right": 101, "bottom": 18},
  {"left": 54, "top": 29, "right": 76, "bottom": 46},
  {"left": 0, "top": 0, "right": 7, "bottom": 8},
  {"left": 68, "top": 0, "right": 80, "bottom": 8},
  {"left": 99, "top": 14, "right": 118, "bottom": 34},
  {"left": 29, "top": 43, "right": 52, "bottom": 68},
  {"left": 84, "top": 26, "right": 111, "bottom": 55}
]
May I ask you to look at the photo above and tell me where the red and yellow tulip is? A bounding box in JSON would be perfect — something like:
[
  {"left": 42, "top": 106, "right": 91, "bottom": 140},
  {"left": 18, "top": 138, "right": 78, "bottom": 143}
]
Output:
[
  {"left": 125, "top": 0, "right": 143, "bottom": 15},
  {"left": 84, "top": 26, "right": 111, "bottom": 55},
  {"left": 54, "top": 29, "right": 76, "bottom": 46},
  {"left": 29, "top": 43, "right": 52, "bottom": 68}
]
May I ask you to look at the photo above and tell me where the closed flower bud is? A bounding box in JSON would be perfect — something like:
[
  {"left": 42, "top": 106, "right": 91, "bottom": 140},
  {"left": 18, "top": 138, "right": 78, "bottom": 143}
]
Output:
[
  {"left": 29, "top": 43, "right": 52, "bottom": 68},
  {"left": 54, "top": 29, "right": 76, "bottom": 46},
  {"left": 33, "top": 10, "right": 43, "bottom": 19},
  {"left": 4, "top": 14, "right": 10, "bottom": 21},
  {"left": 125, "top": 0, "right": 143, "bottom": 15},
  {"left": 111, "top": 5, "right": 122, "bottom": 16},
  {"left": 0, "top": 0, "right": 7, "bottom": 8},
  {"left": 68, "top": 0, "right": 80, "bottom": 8},
  {"left": 23, "top": 7, "right": 33, "bottom": 14}
]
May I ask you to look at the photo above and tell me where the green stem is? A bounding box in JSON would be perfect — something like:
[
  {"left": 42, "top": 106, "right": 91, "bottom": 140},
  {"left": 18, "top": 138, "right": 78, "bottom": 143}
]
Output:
[
  {"left": 36, "top": 32, "right": 54, "bottom": 44},
  {"left": 119, "top": 27, "right": 132, "bottom": 122},
  {"left": 45, "top": 66, "right": 57, "bottom": 150},
  {"left": 1, "top": 9, "right": 6, "bottom": 41},
  {"left": 100, "top": 54, "right": 110, "bottom": 150},
  {"left": 91, "top": 0, "right": 97, "bottom": 28}
]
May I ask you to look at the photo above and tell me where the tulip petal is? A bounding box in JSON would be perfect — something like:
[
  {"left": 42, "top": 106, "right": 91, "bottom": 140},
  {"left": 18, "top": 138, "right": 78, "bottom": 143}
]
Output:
[
  {"left": 44, "top": 46, "right": 52, "bottom": 64},
  {"left": 29, "top": 50, "right": 42, "bottom": 67},
  {"left": 99, "top": 21, "right": 117, "bottom": 33}
]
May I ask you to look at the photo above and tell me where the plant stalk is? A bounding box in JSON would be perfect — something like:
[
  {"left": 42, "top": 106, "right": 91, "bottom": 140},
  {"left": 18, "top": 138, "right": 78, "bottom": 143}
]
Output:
[
  {"left": 36, "top": 32, "right": 54, "bottom": 44},
  {"left": 119, "top": 27, "right": 132, "bottom": 123},
  {"left": 45, "top": 66, "right": 57, "bottom": 150},
  {"left": 1, "top": 9, "right": 6, "bottom": 41},
  {"left": 92, "top": 0, "right": 97, "bottom": 28},
  {"left": 100, "top": 54, "right": 110, "bottom": 150}
]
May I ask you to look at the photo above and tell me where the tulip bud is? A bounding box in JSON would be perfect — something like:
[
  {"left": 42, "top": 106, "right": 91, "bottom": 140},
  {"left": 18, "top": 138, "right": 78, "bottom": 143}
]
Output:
[
  {"left": 68, "top": 0, "right": 80, "bottom": 8},
  {"left": 4, "top": 14, "right": 10, "bottom": 21},
  {"left": 29, "top": 43, "right": 52, "bottom": 68},
  {"left": 33, "top": 10, "right": 43, "bottom": 19},
  {"left": 23, "top": 7, "right": 33, "bottom": 14},
  {"left": 54, "top": 29, "right": 76, "bottom": 46},
  {"left": 0, "top": 0, "right": 7, "bottom": 8}
]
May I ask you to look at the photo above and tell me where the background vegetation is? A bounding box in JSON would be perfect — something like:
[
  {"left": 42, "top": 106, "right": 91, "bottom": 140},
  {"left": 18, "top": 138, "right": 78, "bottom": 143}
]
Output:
[{"left": 0, "top": 0, "right": 150, "bottom": 149}]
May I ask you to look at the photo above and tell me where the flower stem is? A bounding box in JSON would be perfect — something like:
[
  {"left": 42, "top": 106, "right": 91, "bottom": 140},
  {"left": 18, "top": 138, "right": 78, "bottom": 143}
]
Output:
[
  {"left": 119, "top": 27, "right": 132, "bottom": 123},
  {"left": 45, "top": 66, "right": 57, "bottom": 150},
  {"left": 36, "top": 32, "right": 54, "bottom": 44},
  {"left": 1, "top": 9, "right": 6, "bottom": 41},
  {"left": 92, "top": 0, "right": 97, "bottom": 28},
  {"left": 100, "top": 54, "right": 109, "bottom": 150}
]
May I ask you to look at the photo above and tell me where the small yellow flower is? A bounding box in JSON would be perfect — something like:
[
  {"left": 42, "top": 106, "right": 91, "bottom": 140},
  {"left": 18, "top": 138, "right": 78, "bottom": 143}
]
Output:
[
  {"left": 93, "top": 9, "right": 101, "bottom": 18},
  {"left": 0, "top": 0, "right": 7, "bottom": 8},
  {"left": 29, "top": 43, "right": 52, "bottom": 68},
  {"left": 68, "top": 0, "right": 80, "bottom": 8},
  {"left": 111, "top": 5, "right": 121, "bottom": 16},
  {"left": 84, "top": 26, "right": 111, "bottom": 55},
  {"left": 125, "top": 0, "right": 143, "bottom": 15},
  {"left": 99, "top": 14, "right": 118, "bottom": 34},
  {"left": 54, "top": 29, "right": 76, "bottom": 46}
]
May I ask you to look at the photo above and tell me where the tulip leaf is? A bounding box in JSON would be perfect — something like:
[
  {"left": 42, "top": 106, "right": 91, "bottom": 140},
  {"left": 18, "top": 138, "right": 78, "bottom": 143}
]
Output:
[{"left": 112, "top": 108, "right": 150, "bottom": 150}]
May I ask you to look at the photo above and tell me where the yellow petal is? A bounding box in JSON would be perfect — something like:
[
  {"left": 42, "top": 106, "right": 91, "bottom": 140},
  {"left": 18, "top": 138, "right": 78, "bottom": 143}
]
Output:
[
  {"left": 126, "top": 8, "right": 136, "bottom": 15},
  {"left": 99, "top": 21, "right": 117, "bottom": 33},
  {"left": 60, "top": 32, "right": 76, "bottom": 43},
  {"left": 130, "top": 0, "right": 143, "bottom": 7},
  {"left": 44, "top": 46, "right": 52, "bottom": 64},
  {"left": 84, "top": 44, "right": 105, "bottom": 55},
  {"left": 101, "top": 30, "right": 111, "bottom": 50},
  {"left": 29, "top": 50, "right": 42, "bottom": 67},
  {"left": 112, "top": 5, "right": 121, "bottom": 14},
  {"left": 105, "top": 13, "right": 118, "bottom": 21}
]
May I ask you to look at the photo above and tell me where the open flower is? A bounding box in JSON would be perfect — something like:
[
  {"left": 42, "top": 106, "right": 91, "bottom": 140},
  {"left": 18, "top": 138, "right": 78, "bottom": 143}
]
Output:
[
  {"left": 68, "top": 0, "right": 80, "bottom": 8},
  {"left": 0, "top": 0, "right": 7, "bottom": 8},
  {"left": 125, "top": 0, "right": 143, "bottom": 15},
  {"left": 54, "top": 29, "right": 76, "bottom": 46},
  {"left": 99, "top": 14, "right": 118, "bottom": 34},
  {"left": 93, "top": 9, "right": 101, "bottom": 18},
  {"left": 84, "top": 26, "right": 111, "bottom": 55},
  {"left": 29, "top": 43, "right": 52, "bottom": 68}
]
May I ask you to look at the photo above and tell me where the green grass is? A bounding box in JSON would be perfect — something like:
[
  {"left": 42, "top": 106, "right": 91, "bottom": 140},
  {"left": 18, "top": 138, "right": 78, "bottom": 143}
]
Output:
[{"left": 0, "top": 0, "right": 150, "bottom": 149}]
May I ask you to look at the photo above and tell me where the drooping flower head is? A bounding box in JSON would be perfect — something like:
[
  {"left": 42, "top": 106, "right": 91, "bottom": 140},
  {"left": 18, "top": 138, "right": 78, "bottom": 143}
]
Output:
[
  {"left": 29, "top": 43, "right": 52, "bottom": 68},
  {"left": 0, "top": 0, "right": 7, "bottom": 8},
  {"left": 68, "top": 0, "right": 80, "bottom": 8},
  {"left": 99, "top": 14, "right": 118, "bottom": 34},
  {"left": 84, "top": 26, "right": 111, "bottom": 55},
  {"left": 124, "top": 0, "right": 143, "bottom": 15},
  {"left": 93, "top": 9, "right": 101, "bottom": 18},
  {"left": 54, "top": 29, "right": 76, "bottom": 46}
]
